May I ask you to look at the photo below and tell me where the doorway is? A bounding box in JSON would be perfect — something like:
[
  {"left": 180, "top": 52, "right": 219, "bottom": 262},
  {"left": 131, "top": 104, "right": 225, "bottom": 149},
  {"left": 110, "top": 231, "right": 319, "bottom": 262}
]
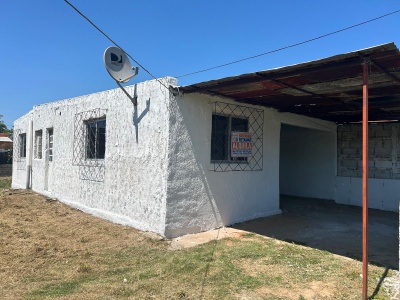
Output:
[{"left": 279, "top": 123, "right": 336, "bottom": 207}]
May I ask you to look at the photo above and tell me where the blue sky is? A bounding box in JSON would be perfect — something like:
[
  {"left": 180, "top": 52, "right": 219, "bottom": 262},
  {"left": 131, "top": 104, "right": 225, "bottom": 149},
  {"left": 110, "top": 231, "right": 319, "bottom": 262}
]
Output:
[{"left": 1, "top": 0, "right": 400, "bottom": 128}]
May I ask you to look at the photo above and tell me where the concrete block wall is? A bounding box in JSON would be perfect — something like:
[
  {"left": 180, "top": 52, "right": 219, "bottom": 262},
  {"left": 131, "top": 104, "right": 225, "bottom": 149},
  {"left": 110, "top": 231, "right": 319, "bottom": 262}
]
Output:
[{"left": 337, "top": 123, "right": 400, "bottom": 179}]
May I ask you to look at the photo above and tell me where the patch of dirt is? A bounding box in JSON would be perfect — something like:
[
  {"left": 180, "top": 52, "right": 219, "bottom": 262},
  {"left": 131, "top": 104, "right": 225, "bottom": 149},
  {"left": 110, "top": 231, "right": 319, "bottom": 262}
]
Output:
[
  {"left": 256, "top": 281, "right": 336, "bottom": 299},
  {"left": 169, "top": 227, "right": 246, "bottom": 250}
]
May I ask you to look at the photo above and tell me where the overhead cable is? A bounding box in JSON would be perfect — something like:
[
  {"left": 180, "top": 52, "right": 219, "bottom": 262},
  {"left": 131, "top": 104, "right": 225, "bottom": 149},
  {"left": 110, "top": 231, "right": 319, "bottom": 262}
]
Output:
[
  {"left": 64, "top": 0, "right": 169, "bottom": 89},
  {"left": 176, "top": 9, "right": 400, "bottom": 78}
]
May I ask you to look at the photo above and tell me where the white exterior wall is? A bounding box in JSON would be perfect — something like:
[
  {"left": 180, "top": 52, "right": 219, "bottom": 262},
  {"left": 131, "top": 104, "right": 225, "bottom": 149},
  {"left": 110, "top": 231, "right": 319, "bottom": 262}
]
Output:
[
  {"left": 163, "top": 93, "right": 338, "bottom": 238},
  {"left": 280, "top": 124, "right": 337, "bottom": 200},
  {"left": 335, "top": 177, "right": 400, "bottom": 211},
  {"left": 278, "top": 118, "right": 399, "bottom": 212},
  {"left": 12, "top": 78, "right": 398, "bottom": 239},
  {"left": 12, "top": 78, "right": 176, "bottom": 236}
]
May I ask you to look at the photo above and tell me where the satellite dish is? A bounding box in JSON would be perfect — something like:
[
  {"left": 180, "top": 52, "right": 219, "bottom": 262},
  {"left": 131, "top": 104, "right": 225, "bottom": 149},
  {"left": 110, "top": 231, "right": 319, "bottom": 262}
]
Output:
[{"left": 103, "top": 47, "right": 138, "bottom": 83}]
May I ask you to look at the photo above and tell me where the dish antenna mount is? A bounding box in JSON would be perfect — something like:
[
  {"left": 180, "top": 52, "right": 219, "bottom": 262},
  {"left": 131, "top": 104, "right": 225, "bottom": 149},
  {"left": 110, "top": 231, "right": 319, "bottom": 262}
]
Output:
[{"left": 103, "top": 47, "right": 138, "bottom": 105}]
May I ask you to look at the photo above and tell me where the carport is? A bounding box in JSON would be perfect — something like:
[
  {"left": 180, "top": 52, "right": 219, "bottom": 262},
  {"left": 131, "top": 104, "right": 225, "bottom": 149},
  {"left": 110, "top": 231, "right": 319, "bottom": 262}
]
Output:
[
  {"left": 234, "top": 195, "right": 398, "bottom": 269},
  {"left": 182, "top": 42, "right": 400, "bottom": 297}
]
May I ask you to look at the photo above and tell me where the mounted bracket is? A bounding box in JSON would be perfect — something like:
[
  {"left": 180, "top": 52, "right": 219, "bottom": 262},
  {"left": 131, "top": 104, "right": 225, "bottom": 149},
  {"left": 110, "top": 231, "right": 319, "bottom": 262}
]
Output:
[
  {"left": 103, "top": 46, "right": 139, "bottom": 106},
  {"left": 116, "top": 66, "right": 139, "bottom": 106}
]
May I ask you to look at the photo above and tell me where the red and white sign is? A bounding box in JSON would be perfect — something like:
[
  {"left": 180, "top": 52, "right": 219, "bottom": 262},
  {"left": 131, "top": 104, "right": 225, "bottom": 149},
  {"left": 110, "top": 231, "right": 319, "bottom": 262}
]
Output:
[{"left": 231, "top": 132, "right": 252, "bottom": 157}]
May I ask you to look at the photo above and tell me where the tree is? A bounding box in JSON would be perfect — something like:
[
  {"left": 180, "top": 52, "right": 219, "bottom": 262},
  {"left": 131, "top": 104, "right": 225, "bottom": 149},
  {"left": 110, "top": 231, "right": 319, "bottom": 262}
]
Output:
[
  {"left": 0, "top": 115, "right": 11, "bottom": 134},
  {"left": 0, "top": 115, "right": 6, "bottom": 133}
]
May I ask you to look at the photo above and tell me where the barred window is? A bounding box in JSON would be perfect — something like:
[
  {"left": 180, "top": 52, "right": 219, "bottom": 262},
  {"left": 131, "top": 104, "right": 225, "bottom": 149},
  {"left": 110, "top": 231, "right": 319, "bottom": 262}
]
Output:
[
  {"left": 86, "top": 118, "right": 106, "bottom": 159},
  {"left": 211, "top": 114, "right": 249, "bottom": 162},
  {"left": 19, "top": 133, "right": 26, "bottom": 158},
  {"left": 211, "top": 102, "right": 263, "bottom": 172}
]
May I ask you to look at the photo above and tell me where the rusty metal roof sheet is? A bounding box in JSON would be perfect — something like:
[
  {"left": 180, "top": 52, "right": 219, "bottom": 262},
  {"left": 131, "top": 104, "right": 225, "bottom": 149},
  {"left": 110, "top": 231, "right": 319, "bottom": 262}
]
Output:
[{"left": 181, "top": 43, "right": 400, "bottom": 123}]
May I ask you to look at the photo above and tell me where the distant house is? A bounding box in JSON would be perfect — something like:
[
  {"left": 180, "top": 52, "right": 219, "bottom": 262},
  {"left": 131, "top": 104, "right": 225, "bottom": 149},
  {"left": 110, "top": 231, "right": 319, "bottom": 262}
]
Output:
[
  {"left": 12, "top": 43, "right": 400, "bottom": 238},
  {"left": 0, "top": 133, "right": 13, "bottom": 175},
  {"left": 0, "top": 133, "right": 12, "bottom": 150}
]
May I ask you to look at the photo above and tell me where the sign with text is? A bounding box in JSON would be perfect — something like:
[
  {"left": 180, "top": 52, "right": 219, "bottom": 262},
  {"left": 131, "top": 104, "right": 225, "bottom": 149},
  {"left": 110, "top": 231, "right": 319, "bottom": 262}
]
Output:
[{"left": 231, "top": 132, "right": 252, "bottom": 157}]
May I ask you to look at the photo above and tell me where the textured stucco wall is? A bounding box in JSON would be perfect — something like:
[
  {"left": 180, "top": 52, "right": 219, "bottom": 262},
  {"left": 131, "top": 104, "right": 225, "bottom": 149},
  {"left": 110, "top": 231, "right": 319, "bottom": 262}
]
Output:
[
  {"left": 280, "top": 124, "right": 337, "bottom": 200},
  {"left": 12, "top": 78, "right": 397, "bottom": 238},
  {"left": 163, "top": 93, "right": 337, "bottom": 238},
  {"left": 12, "top": 78, "right": 176, "bottom": 235}
]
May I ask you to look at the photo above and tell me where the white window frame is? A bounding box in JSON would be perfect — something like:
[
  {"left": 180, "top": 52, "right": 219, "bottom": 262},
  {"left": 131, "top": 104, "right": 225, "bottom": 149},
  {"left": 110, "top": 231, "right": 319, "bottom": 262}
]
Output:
[
  {"left": 34, "top": 130, "right": 43, "bottom": 159},
  {"left": 47, "top": 128, "right": 53, "bottom": 162}
]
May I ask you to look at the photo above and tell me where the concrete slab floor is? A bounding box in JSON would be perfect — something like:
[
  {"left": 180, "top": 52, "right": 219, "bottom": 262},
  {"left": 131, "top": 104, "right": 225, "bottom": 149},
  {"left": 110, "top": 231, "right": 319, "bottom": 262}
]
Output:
[{"left": 233, "top": 195, "right": 399, "bottom": 270}]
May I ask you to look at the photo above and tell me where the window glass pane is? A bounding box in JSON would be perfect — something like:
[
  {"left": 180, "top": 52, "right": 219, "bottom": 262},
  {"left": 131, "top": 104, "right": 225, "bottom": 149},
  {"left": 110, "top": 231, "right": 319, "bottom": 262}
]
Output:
[
  {"left": 86, "top": 119, "right": 106, "bottom": 159},
  {"left": 20, "top": 134, "right": 26, "bottom": 158},
  {"left": 35, "top": 130, "right": 43, "bottom": 159},
  {"left": 231, "top": 117, "right": 249, "bottom": 161},
  {"left": 48, "top": 128, "right": 53, "bottom": 162},
  {"left": 231, "top": 117, "right": 248, "bottom": 132},
  {"left": 211, "top": 115, "right": 229, "bottom": 161},
  {"left": 97, "top": 120, "right": 106, "bottom": 159}
]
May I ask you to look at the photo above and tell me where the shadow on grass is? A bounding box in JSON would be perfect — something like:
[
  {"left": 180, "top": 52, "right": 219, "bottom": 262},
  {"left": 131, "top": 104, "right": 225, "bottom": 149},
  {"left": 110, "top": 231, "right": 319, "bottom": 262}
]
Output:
[
  {"left": 369, "top": 267, "right": 389, "bottom": 299},
  {"left": 200, "top": 228, "right": 221, "bottom": 300}
]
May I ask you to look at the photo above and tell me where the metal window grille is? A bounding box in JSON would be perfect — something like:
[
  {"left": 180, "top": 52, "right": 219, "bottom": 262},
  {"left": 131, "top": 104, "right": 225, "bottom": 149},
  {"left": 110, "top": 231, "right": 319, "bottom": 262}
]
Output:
[
  {"left": 13, "top": 129, "right": 26, "bottom": 170},
  {"left": 73, "top": 109, "right": 106, "bottom": 182},
  {"left": 19, "top": 133, "right": 27, "bottom": 158},
  {"left": 79, "top": 165, "right": 105, "bottom": 182},
  {"left": 13, "top": 129, "right": 21, "bottom": 162},
  {"left": 73, "top": 108, "right": 106, "bottom": 167},
  {"left": 212, "top": 102, "right": 263, "bottom": 172}
]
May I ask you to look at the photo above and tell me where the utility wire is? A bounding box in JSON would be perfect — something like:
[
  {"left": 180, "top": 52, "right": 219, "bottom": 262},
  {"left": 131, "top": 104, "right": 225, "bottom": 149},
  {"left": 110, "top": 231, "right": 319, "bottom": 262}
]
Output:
[
  {"left": 64, "top": 0, "right": 169, "bottom": 89},
  {"left": 176, "top": 9, "right": 400, "bottom": 78}
]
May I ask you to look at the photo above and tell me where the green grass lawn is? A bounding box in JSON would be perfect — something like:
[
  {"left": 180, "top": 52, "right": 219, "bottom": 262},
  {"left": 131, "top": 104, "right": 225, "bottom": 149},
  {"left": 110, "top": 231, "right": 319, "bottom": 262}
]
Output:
[
  {"left": 0, "top": 180, "right": 396, "bottom": 299},
  {"left": 0, "top": 176, "right": 11, "bottom": 189}
]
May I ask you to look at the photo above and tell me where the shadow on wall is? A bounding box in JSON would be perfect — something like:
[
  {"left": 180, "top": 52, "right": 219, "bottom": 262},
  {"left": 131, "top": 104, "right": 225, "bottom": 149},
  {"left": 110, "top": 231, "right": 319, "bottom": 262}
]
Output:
[
  {"left": 132, "top": 99, "right": 150, "bottom": 143},
  {"left": 166, "top": 95, "right": 223, "bottom": 234}
]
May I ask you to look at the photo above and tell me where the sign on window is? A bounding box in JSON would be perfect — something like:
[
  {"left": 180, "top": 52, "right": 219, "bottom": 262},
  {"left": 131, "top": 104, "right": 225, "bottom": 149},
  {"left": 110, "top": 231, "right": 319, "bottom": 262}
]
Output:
[{"left": 231, "top": 132, "right": 252, "bottom": 157}]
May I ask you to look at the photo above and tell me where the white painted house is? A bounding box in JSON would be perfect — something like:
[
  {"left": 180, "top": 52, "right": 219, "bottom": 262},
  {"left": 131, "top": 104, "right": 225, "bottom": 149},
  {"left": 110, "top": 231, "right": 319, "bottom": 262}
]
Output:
[{"left": 12, "top": 43, "right": 400, "bottom": 238}]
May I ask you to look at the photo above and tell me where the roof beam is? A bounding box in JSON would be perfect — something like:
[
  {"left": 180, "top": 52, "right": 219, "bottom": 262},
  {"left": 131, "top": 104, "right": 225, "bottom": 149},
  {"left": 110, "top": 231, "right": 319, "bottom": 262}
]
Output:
[{"left": 357, "top": 51, "right": 400, "bottom": 85}]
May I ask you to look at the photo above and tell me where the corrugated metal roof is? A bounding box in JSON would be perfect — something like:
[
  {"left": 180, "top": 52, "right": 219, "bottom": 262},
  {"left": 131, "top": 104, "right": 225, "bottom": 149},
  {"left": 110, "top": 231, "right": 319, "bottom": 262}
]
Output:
[{"left": 181, "top": 43, "right": 400, "bottom": 123}]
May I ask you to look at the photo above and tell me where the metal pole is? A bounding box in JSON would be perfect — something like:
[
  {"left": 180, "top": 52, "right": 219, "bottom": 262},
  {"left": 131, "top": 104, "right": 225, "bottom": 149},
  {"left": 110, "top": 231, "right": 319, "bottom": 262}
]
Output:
[{"left": 362, "top": 59, "right": 369, "bottom": 300}]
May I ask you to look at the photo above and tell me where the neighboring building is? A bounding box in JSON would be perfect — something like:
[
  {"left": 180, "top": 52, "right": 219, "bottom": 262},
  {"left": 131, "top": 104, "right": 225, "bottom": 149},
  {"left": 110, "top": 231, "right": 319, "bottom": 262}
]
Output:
[
  {"left": 0, "top": 133, "right": 13, "bottom": 175},
  {"left": 12, "top": 43, "right": 400, "bottom": 238},
  {"left": 0, "top": 133, "right": 12, "bottom": 150}
]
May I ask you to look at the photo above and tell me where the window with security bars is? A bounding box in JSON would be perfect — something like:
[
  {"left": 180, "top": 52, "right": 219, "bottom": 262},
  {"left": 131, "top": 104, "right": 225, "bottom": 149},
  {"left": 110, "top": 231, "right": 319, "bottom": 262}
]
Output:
[
  {"left": 211, "top": 115, "right": 249, "bottom": 162},
  {"left": 73, "top": 109, "right": 106, "bottom": 182},
  {"left": 211, "top": 102, "right": 264, "bottom": 172},
  {"left": 86, "top": 119, "right": 106, "bottom": 159},
  {"left": 73, "top": 108, "right": 107, "bottom": 166},
  {"left": 19, "top": 133, "right": 26, "bottom": 158}
]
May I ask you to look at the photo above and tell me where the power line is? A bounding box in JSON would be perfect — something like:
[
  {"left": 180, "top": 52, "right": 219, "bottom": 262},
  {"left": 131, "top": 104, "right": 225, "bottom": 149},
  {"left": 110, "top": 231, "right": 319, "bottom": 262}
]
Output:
[
  {"left": 176, "top": 9, "right": 400, "bottom": 78},
  {"left": 64, "top": 0, "right": 169, "bottom": 89}
]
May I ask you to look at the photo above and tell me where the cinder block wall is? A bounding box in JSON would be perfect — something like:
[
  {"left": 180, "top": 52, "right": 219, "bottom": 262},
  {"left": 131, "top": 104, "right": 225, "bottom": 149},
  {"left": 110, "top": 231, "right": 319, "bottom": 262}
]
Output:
[{"left": 338, "top": 123, "right": 400, "bottom": 179}]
